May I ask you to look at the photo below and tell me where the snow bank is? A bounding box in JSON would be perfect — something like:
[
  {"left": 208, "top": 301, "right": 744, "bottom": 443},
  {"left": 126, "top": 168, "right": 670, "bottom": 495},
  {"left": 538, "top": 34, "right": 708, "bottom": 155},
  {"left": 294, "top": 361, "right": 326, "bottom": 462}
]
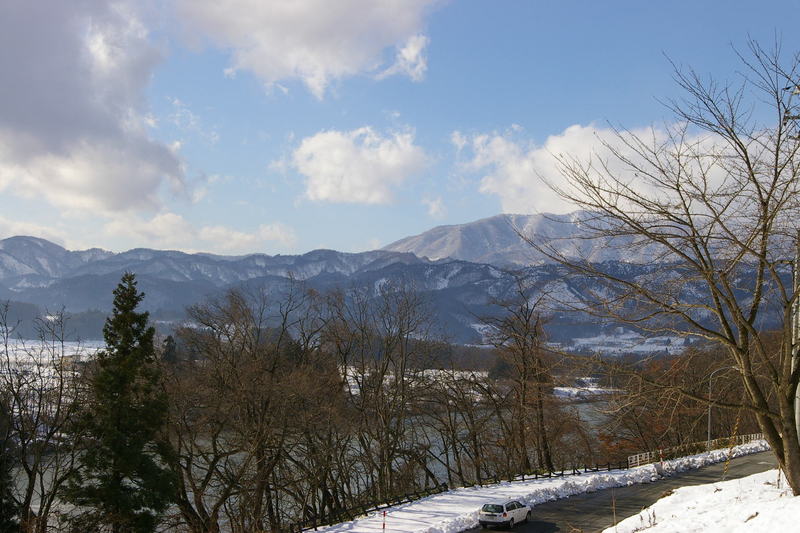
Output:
[
  {"left": 648, "top": 439, "right": 770, "bottom": 477},
  {"left": 603, "top": 467, "right": 798, "bottom": 532},
  {"left": 317, "top": 440, "right": 770, "bottom": 533}
]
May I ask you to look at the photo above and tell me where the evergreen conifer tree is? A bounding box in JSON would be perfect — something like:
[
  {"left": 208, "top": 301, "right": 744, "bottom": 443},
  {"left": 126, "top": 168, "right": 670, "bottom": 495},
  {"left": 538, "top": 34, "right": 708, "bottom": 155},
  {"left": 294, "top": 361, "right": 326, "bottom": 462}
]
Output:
[
  {"left": 66, "top": 273, "right": 174, "bottom": 533},
  {"left": 161, "top": 335, "right": 178, "bottom": 365}
]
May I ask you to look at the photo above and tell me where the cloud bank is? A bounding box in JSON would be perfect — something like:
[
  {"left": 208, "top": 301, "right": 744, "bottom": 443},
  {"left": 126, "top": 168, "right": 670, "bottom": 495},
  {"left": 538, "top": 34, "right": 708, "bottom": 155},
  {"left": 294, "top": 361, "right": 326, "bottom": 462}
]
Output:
[
  {"left": 456, "top": 124, "right": 699, "bottom": 214},
  {"left": 104, "top": 213, "right": 296, "bottom": 254},
  {"left": 0, "top": 1, "right": 184, "bottom": 214},
  {"left": 176, "top": 0, "right": 439, "bottom": 98}
]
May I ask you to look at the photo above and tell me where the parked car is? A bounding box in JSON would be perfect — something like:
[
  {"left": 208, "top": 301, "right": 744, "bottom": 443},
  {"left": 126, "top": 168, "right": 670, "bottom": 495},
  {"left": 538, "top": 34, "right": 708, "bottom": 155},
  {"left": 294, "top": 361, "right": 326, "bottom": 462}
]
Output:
[{"left": 478, "top": 500, "right": 531, "bottom": 529}]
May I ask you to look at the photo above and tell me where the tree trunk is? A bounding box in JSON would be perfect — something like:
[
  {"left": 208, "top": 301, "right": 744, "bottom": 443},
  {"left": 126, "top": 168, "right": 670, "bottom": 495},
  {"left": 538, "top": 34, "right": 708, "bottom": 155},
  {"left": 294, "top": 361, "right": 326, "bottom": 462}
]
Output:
[{"left": 534, "top": 380, "right": 555, "bottom": 472}]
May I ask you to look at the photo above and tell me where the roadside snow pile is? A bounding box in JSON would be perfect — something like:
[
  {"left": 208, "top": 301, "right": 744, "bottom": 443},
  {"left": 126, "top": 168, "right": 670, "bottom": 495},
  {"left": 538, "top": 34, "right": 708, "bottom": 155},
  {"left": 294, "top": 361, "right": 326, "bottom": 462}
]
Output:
[
  {"left": 317, "top": 440, "right": 770, "bottom": 533},
  {"left": 656, "top": 439, "right": 769, "bottom": 476},
  {"left": 603, "top": 468, "right": 797, "bottom": 532}
]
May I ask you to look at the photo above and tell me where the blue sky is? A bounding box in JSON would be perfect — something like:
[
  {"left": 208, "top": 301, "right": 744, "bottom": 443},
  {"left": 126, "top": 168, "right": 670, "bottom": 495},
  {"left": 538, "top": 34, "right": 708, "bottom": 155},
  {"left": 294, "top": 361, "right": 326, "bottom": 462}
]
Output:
[{"left": 0, "top": 0, "right": 797, "bottom": 254}]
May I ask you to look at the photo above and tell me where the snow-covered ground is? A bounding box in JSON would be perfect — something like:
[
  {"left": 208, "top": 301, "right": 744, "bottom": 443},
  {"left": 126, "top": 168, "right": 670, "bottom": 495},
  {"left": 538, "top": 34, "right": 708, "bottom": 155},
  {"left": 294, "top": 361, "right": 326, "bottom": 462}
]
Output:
[
  {"left": 1, "top": 339, "right": 102, "bottom": 376},
  {"left": 552, "top": 385, "right": 616, "bottom": 399},
  {"left": 603, "top": 468, "right": 797, "bottom": 532},
  {"left": 553, "top": 329, "right": 687, "bottom": 356},
  {"left": 553, "top": 376, "right": 619, "bottom": 399},
  {"left": 317, "top": 440, "right": 770, "bottom": 533}
]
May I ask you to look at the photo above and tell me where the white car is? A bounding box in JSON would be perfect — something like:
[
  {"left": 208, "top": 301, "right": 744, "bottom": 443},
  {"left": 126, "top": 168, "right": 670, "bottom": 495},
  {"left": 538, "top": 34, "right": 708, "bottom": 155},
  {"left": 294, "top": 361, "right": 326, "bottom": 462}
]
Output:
[{"left": 478, "top": 500, "right": 531, "bottom": 529}]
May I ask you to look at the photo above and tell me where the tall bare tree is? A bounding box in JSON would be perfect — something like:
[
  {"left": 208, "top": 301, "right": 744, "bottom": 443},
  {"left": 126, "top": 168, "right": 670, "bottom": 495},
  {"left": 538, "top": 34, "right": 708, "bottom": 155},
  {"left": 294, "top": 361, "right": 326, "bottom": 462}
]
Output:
[
  {"left": 483, "top": 278, "right": 556, "bottom": 472},
  {"left": 526, "top": 41, "right": 800, "bottom": 493},
  {"left": 162, "top": 284, "right": 349, "bottom": 532},
  {"left": 0, "top": 307, "right": 84, "bottom": 533},
  {"left": 322, "top": 283, "right": 434, "bottom": 501},
  {"left": 163, "top": 288, "right": 300, "bottom": 533}
]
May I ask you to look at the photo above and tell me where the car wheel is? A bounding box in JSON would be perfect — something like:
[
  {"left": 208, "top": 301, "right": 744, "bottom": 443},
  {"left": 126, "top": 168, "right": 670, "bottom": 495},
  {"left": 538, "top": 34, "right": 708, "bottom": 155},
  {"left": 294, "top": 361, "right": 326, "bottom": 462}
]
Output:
[
  {"left": 508, "top": 518, "right": 514, "bottom": 529},
  {"left": 525, "top": 510, "right": 531, "bottom": 523}
]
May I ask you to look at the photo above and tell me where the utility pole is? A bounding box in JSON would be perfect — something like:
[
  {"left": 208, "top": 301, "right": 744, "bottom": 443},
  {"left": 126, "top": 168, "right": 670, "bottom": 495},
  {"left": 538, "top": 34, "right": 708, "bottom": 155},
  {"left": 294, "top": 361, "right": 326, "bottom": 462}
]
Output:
[
  {"left": 782, "top": 84, "right": 800, "bottom": 444},
  {"left": 794, "top": 230, "right": 800, "bottom": 444}
]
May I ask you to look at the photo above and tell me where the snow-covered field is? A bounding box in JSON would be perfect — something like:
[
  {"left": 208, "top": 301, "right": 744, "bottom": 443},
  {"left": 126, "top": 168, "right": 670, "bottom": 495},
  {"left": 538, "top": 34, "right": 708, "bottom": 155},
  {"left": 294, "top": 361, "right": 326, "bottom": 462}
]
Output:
[
  {"left": 2, "top": 339, "right": 103, "bottom": 359},
  {"left": 316, "top": 440, "right": 770, "bottom": 533},
  {"left": 553, "top": 376, "right": 619, "bottom": 399},
  {"left": 1, "top": 340, "right": 102, "bottom": 376},
  {"left": 604, "top": 468, "right": 797, "bottom": 532},
  {"left": 552, "top": 385, "right": 616, "bottom": 399},
  {"left": 555, "top": 330, "right": 686, "bottom": 356}
]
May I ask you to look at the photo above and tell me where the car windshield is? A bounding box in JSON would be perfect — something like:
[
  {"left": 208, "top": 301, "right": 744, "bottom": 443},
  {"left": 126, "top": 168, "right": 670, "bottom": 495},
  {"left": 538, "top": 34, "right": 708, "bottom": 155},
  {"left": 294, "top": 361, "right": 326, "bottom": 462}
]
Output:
[{"left": 481, "top": 504, "right": 504, "bottom": 513}]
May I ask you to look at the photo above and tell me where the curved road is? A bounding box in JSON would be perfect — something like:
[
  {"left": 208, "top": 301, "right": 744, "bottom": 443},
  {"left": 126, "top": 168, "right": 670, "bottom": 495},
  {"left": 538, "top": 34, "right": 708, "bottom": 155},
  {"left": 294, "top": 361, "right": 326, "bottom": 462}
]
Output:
[{"left": 466, "top": 451, "right": 777, "bottom": 533}]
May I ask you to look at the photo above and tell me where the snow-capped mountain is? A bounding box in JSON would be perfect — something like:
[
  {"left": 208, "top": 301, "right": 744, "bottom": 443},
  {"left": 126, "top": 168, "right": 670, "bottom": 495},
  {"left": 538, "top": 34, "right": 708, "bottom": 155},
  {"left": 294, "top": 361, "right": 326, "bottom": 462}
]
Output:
[
  {"left": 0, "top": 213, "right": 779, "bottom": 344},
  {"left": 383, "top": 212, "right": 662, "bottom": 266},
  {"left": 0, "top": 236, "right": 113, "bottom": 279},
  {"left": 0, "top": 237, "right": 426, "bottom": 291},
  {"left": 0, "top": 234, "right": 605, "bottom": 342}
]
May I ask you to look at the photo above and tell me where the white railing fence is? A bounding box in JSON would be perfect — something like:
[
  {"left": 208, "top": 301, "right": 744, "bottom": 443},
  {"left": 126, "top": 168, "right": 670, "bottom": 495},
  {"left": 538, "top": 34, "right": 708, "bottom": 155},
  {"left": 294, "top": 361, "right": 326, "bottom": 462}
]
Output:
[{"left": 627, "top": 433, "right": 765, "bottom": 468}]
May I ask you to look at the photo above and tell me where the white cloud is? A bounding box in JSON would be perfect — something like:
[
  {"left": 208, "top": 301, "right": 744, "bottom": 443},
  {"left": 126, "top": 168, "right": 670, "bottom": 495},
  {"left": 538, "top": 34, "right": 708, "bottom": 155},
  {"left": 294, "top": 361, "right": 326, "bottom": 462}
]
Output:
[
  {"left": 291, "top": 127, "right": 427, "bottom": 204},
  {"left": 104, "top": 213, "right": 195, "bottom": 249},
  {"left": 422, "top": 196, "right": 446, "bottom": 218},
  {"left": 176, "top": 0, "right": 440, "bottom": 98},
  {"left": 0, "top": 137, "right": 178, "bottom": 213},
  {"left": 104, "top": 213, "right": 297, "bottom": 254},
  {"left": 378, "top": 34, "right": 429, "bottom": 82},
  {"left": 199, "top": 223, "right": 296, "bottom": 252},
  {"left": 0, "top": 1, "right": 184, "bottom": 215},
  {"left": 451, "top": 131, "right": 467, "bottom": 152},
  {"left": 365, "top": 237, "right": 383, "bottom": 251},
  {"left": 456, "top": 124, "right": 679, "bottom": 214},
  {"left": 168, "top": 97, "right": 220, "bottom": 144},
  {"left": 0, "top": 215, "right": 72, "bottom": 247}
]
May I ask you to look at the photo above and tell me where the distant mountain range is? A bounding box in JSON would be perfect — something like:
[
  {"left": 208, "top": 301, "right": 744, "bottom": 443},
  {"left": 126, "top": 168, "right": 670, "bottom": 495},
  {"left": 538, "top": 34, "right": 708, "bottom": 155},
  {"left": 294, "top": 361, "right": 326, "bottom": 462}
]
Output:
[
  {"left": 0, "top": 212, "right": 766, "bottom": 345},
  {"left": 383, "top": 212, "right": 662, "bottom": 266}
]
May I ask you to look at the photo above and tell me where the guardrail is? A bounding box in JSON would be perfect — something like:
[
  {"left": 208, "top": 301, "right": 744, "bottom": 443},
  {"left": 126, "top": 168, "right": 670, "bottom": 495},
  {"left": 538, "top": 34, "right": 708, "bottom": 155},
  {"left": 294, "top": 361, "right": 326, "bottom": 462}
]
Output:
[
  {"left": 286, "top": 460, "right": 633, "bottom": 532},
  {"left": 284, "top": 433, "right": 765, "bottom": 532},
  {"left": 627, "top": 433, "right": 765, "bottom": 468}
]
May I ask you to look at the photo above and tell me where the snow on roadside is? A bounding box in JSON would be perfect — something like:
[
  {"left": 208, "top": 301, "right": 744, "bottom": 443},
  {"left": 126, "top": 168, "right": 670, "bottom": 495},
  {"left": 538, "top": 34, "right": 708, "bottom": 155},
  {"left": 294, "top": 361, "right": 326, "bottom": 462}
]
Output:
[
  {"left": 317, "top": 440, "right": 770, "bottom": 533},
  {"left": 603, "top": 467, "right": 797, "bottom": 533}
]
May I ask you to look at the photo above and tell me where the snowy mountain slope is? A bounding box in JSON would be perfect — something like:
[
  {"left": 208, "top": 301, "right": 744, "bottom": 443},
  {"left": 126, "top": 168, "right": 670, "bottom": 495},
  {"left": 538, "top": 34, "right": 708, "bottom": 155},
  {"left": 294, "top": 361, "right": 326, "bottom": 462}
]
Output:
[
  {"left": 0, "top": 237, "right": 429, "bottom": 290},
  {"left": 0, "top": 226, "right": 782, "bottom": 344},
  {"left": 383, "top": 212, "right": 663, "bottom": 266},
  {"left": 0, "top": 236, "right": 113, "bottom": 279},
  {"left": 0, "top": 236, "right": 611, "bottom": 342}
]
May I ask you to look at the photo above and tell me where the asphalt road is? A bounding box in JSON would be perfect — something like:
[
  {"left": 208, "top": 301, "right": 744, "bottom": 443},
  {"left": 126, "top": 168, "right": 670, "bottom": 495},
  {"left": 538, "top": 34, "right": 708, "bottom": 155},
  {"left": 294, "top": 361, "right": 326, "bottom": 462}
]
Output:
[{"left": 466, "top": 451, "right": 778, "bottom": 533}]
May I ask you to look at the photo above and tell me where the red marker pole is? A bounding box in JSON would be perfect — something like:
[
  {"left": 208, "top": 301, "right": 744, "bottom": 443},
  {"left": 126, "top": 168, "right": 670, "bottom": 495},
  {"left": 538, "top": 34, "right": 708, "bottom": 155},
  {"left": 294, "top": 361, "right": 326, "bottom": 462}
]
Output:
[{"left": 383, "top": 511, "right": 386, "bottom": 531}]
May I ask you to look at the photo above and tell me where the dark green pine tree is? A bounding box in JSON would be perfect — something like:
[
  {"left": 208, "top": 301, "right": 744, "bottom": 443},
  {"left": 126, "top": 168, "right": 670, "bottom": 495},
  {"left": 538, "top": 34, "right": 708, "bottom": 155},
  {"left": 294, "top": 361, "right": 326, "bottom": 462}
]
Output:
[
  {"left": 161, "top": 335, "right": 178, "bottom": 365},
  {"left": 66, "top": 273, "right": 175, "bottom": 533}
]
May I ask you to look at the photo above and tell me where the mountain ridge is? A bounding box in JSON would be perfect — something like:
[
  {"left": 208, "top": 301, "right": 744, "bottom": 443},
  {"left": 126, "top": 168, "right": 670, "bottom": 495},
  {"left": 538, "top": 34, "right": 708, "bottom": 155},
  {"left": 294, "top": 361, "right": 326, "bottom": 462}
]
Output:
[
  {"left": 383, "top": 211, "right": 661, "bottom": 266},
  {"left": 0, "top": 213, "right": 726, "bottom": 344}
]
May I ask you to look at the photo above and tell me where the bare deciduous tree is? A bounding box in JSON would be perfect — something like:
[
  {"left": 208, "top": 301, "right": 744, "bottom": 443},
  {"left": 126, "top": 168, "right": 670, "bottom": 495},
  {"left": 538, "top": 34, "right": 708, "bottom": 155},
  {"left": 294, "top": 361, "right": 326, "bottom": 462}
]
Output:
[
  {"left": 0, "top": 306, "right": 84, "bottom": 533},
  {"left": 483, "top": 278, "right": 556, "bottom": 472},
  {"left": 322, "top": 283, "right": 434, "bottom": 501},
  {"left": 526, "top": 41, "right": 800, "bottom": 493},
  {"left": 163, "top": 288, "right": 306, "bottom": 533}
]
